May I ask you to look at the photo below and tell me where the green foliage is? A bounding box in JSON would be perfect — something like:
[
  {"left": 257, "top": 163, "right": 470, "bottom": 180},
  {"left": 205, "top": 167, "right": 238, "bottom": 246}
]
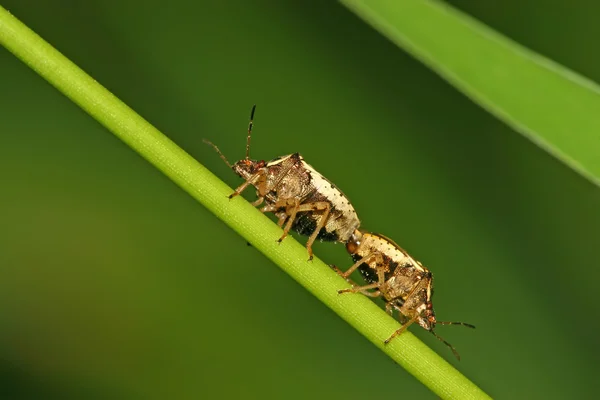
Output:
[{"left": 343, "top": 0, "right": 600, "bottom": 187}]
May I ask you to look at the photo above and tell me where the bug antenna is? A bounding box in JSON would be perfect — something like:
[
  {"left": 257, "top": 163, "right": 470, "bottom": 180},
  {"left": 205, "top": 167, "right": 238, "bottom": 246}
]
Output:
[
  {"left": 429, "top": 330, "right": 462, "bottom": 361},
  {"left": 437, "top": 321, "right": 476, "bottom": 329},
  {"left": 245, "top": 104, "right": 256, "bottom": 160},
  {"left": 203, "top": 139, "right": 233, "bottom": 168}
]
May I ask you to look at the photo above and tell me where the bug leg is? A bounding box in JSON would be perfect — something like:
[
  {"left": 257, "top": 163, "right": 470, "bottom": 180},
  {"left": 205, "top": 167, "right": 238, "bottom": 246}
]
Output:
[
  {"left": 230, "top": 171, "right": 263, "bottom": 199},
  {"left": 278, "top": 199, "right": 301, "bottom": 244},
  {"left": 385, "top": 302, "right": 394, "bottom": 316},
  {"left": 271, "top": 200, "right": 331, "bottom": 260},
  {"left": 275, "top": 212, "right": 288, "bottom": 228},
  {"left": 338, "top": 284, "right": 381, "bottom": 297},
  {"left": 302, "top": 202, "right": 331, "bottom": 261},
  {"left": 330, "top": 265, "right": 359, "bottom": 285},
  {"left": 336, "top": 252, "right": 383, "bottom": 297},
  {"left": 384, "top": 313, "right": 419, "bottom": 344},
  {"left": 374, "top": 254, "right": 387, "bottom": 286},
  {"left": 330, "top": 264, "right": 343, "bottom": 274},
  {"left": 384, "top": 284, "right": 425, "bottom": 344},
  {"left": 336, "top": 253, "right": 379, "bottom": 279},
  {"left": 259, "top": 204, "right": 278, "bottom": 213},
  {"left": 251, "top": 196, "right": 265, "bottom": 207},
  {"left": 339, "top": 255, "right": 387, "bottom": 297}
]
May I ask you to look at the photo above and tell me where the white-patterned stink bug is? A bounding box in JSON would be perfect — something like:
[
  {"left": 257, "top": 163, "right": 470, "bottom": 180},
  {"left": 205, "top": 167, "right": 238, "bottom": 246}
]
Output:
[
  {"left": 204, "top": 106, "right": 360, "bottom": 260},
  {"left": 333, "top": 229, "right": 474, "bottom": 360}
]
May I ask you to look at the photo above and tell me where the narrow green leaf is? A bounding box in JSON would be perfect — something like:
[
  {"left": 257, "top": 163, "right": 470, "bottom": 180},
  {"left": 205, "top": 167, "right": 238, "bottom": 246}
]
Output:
[
  {"left": 341, "top": 0, "right": 600, "bottom": 187},
  {"left": 0, "top": 6, "right": 490, "bottom": 399}
]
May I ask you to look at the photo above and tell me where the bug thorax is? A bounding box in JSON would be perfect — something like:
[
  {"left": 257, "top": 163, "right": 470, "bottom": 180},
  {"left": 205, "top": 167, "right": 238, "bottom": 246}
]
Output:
[
  {"left": 232, "top": 159, "right": 266, "bottom": 181},
  {"left": 345, "top": 229, "right": 364, "bottom": 255}
]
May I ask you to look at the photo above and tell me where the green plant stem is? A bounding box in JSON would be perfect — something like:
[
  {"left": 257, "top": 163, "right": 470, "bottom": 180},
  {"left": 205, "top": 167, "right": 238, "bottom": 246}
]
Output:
[
  {"left": 0, "top": 6, "right": 490, "bottom": 399},
  {"left": 342, "top": 0, "right": 600, "bottom": 188}
]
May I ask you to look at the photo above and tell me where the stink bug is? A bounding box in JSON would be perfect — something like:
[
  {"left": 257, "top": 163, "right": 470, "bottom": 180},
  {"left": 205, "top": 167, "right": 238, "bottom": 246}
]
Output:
[
  {"left": 204, "top": 106, "right": 360, "bottom": 260},
  {"left": 333, "top": 230, "right": 474, "bottom": 360}
]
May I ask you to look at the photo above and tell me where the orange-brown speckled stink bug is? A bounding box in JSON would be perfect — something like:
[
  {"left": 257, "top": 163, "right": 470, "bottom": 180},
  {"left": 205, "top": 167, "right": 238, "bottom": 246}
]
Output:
[
  {"left": 205, "top": 106, "right": 360, "bottom": 260},
  {"left": 333, "top": 230, "right": 474, "bottom": 360}
]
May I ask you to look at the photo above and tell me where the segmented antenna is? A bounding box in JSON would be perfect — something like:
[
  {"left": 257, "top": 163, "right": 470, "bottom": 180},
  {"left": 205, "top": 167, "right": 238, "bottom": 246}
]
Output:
[
  {"left": 437, "top": 321, "right": 476, "bottom": 329},
  {"left": 429, "top": 330, "right": 462, "bottom": 361},
  {"left": 245, "top": 104, "right": 256, "bottom": 160},
  {"left": 203, "top": 139, "right": 233, "bottom": 168},
  {"left": 431, "top": 322, "right": 475, "bottom": 361}
]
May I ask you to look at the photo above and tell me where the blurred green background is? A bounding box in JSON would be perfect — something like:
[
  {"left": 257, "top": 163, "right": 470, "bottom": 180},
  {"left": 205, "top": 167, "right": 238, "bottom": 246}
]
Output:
[{"left": 1, "top": 1, "right": 599, "bottom": 398}]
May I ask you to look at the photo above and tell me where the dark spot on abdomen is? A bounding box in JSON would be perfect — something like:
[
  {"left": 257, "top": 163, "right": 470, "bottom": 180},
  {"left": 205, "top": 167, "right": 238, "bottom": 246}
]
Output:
[{"left": 293, "top": 214, "right": 339, "bottom": 242}]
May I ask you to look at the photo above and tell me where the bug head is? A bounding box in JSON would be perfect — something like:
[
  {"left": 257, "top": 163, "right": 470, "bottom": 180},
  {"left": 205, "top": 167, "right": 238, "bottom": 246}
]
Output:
[
  {"left": 232, "top": 158, "right": 266, "bottom": 180},
  {"left": 419, "top": 298, "right": 437, "bottom": 331},
  {"left": 204, "top": 105, "right": 266, "bottom": 179},
  {"left": 415, "top": 272, "right": 436, "bottom": 330}
]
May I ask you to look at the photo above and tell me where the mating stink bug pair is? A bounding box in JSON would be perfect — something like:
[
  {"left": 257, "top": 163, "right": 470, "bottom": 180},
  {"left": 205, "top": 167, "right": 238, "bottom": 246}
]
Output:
[{"left": 206, "top": 106, "right": 473, "bottom": 359}]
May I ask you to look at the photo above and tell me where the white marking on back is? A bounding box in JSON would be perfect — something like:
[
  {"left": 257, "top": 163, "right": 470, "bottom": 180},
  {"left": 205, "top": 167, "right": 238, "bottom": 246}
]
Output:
[
  {"left": 302, "top": 162, "right": 356, "bottom": 215},
  {"left": 370, "top": 234, "right": 426, "bottom": 272},
  {"left": 301, "top": 161, "right": 359, "bottom": 240},
  {"left": 426, "top": 279, "right": 432, "bottom": 301},
  {"left": 266, "top": 154, "right": 294, "bottom": 167}
]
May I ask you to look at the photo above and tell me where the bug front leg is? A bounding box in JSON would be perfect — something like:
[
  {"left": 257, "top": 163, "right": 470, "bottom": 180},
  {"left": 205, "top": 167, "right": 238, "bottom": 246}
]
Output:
[
  {"left": 384, "top": 313, "right": 419, "bottom": 344},
  {"left": 230, "top": 171, "right": 264, "bottom": 200}
]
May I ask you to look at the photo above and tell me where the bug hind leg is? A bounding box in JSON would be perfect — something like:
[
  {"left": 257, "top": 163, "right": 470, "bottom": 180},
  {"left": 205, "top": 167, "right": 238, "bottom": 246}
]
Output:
[
  {"left": 277, "top": 199, "right": 301, "bottom": 244},
  {"left": 298, "top": 202, "right": 331, "bottom": 260},
  {"left": 272, "top": 200, "right": 331, "bottom": 260}
]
